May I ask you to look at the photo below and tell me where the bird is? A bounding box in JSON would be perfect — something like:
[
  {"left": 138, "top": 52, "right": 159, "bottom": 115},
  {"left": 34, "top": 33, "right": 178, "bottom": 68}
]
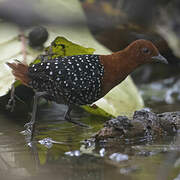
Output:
[{"left": 7, "top": 39, "right": 168, "bottom": 128}]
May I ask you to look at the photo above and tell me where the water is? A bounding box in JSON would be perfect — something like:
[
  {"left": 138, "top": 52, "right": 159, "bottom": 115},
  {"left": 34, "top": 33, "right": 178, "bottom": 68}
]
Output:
[{"left": 0, "top": 94, "right": 180, "bottom": 180}]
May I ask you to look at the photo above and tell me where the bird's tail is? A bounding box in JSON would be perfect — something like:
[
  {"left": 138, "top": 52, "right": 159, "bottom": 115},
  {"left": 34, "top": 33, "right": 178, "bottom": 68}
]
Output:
[{"left": 6, "top": 61, "right": 30, "bottom": 85}]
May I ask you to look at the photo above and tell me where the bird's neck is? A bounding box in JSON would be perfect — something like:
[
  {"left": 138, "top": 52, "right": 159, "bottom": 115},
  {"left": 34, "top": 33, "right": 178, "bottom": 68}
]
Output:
[{"left": 99, "top": 50, "right": 140, "bottom": 96}]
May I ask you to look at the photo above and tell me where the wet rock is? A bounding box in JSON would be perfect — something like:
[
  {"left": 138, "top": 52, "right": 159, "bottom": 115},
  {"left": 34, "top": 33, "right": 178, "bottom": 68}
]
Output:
[
  {"left": 158, "top": 112, "right": 180, "bottom": 134},
  {"left": 95, "top": 109, "right": 180, "bottom": 141}
]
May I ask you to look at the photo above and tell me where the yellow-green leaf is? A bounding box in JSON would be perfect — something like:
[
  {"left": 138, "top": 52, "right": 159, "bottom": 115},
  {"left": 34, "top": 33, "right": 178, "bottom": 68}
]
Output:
[
  {"left": 32, "top": 36, "right": 95, "bottom": 64},
  {"left": 45, "top": 36, "right": 95, "bottom": 58}
]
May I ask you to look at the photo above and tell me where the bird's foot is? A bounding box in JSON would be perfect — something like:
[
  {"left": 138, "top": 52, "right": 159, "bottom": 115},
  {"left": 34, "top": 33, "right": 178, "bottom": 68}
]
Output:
[
  {"left": 65, "top": 115, "right": 89, "bottom": 128},
  {"left": 24, "top": 92, "right": 47, "bottom": 142},
  {"left": 69, "top": 119, "right": 89, "bottom": 128},
  {"left": 64, "top": 104, "right": 90, "bottom": 128},
  {"left": 24, "top": 120, "right": 34, "bottom": 129},
  {"left": 24, "top": 120, "right": 36, "bottom": 142},
  {"left": 6, "top": 97, "right": 16, "bottom": 112},
  {"left": 6, "top": 84, "right": 16, "bottom": 112}
]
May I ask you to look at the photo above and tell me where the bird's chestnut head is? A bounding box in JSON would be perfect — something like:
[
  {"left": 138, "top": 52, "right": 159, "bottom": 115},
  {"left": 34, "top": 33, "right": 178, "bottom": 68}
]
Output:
[{"left": 126, "top": 39, "right": 168, "bottom": 65}]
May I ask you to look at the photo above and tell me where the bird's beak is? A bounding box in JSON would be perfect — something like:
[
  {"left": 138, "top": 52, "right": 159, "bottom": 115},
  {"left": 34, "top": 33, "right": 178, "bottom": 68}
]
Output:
[{"left": 151, "top": 54, "right": 168, "bottom": 64}]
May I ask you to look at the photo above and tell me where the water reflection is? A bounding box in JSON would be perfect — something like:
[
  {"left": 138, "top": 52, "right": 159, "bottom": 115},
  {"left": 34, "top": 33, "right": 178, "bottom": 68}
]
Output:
[
  {"left": 0, "top": 110, "right": 127, "bottom": 180},
  {"left": 0, "top": 99, "right": 180, "bottom": 180}
]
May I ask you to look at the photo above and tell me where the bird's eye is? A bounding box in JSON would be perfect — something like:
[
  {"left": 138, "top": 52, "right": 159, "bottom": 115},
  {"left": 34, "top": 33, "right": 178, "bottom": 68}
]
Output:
[{"left": 142, "top": 47, "right": 150, "bottom": 54}]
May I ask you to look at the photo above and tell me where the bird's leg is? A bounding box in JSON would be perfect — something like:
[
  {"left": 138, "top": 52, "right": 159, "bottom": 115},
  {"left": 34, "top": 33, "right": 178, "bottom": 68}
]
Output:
[
  {"left": 25, "top": 92, "right": 47, "bottom": 137},
  {"left": 64, "top": 104, "right": 89, "bottom": 128},
  {"left": 6, "top": 84, "right": 16, "bottom": 112}
]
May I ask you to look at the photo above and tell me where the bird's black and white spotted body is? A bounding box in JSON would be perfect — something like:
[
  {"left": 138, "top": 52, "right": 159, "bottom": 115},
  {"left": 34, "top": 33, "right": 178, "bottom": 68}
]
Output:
[{"left": 28, "top": 55, "right": 104, "bottom": 106}]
